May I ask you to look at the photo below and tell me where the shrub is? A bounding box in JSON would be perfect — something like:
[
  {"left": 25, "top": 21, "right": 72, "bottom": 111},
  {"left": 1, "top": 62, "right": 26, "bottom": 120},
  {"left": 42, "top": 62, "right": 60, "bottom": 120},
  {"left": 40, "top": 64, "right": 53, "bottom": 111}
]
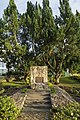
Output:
[
  {"left": 71, "top": 88, "right": 80, "bottom": 97},
  {"left": 21, "top": 88, "right": 27, "bottom": 93},
  {"left": 48, "top": 82, "right": 56, "bottom": 94},
  {"left": 51, "top": 102, "right": 80, "bottom": 120},
  {"left": 0, "top": 95, "right": 19, "bottom": 120},
  {"left": 0, "top": 88, "right": 5, "bottom": 95}
]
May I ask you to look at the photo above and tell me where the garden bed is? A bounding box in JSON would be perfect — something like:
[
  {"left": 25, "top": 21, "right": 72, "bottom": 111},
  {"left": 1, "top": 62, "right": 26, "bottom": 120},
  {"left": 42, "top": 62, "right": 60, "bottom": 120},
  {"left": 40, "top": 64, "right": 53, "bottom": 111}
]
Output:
[
  {"left": 50, "top": 86, "right": 80, "bottom": 120},
  {"left": 0, "top": 81, "right": 28, "bottom": 111}
]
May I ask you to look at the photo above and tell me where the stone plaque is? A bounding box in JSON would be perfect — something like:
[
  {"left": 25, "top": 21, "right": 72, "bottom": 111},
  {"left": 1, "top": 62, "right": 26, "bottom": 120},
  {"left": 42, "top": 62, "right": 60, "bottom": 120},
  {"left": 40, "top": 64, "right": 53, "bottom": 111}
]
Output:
[{"left": 35, "top": 77, "right": 44, "bottom": 83}]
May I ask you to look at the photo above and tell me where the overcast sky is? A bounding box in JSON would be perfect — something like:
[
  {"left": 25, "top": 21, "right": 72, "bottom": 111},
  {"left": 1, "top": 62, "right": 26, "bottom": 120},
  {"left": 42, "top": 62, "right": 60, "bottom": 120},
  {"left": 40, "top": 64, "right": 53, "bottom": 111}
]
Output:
[{"left": 0, "top": 0, "right": 80, "bottom": 18}]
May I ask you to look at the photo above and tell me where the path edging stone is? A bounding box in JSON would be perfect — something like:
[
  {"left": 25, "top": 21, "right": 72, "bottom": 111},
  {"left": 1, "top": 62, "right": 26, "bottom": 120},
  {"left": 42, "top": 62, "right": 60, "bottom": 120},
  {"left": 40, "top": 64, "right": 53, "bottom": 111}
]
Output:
[{"left": 11, "top": 91, "right": 27, "bottom": 112}]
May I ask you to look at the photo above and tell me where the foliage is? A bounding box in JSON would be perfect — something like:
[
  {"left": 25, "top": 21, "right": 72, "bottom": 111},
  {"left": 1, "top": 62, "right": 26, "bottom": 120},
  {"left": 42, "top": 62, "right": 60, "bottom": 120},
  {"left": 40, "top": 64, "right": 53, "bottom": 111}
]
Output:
[
  {"left": 60, "top": 76, "right": 80, "bottom": 84},
  {"left": 26, "top": 1, "right": 42, "bottom": 56},
  {"left": 0, "top": 95, "right": 19, "bottom": 120},
  {"left": 0, "top": 0, "right": 80, "bottom": 83},
  {"left": 48, "top": 82, "right": 56, "bottom": 94},
  {"left": 71, "top": 88, "right": 80, "bottom": 97},
  {"left": 1, "top": 81, "right": 25, "bottom": 88},
  {"left": 21, "top": 88, "right": 27, "bottom": 93},
  {"left": 0, "top": 88, "right": 5, "bottom": 95},
  {"left": 1, "top": 0, "right": 19, "bottom": 77},
  {"left": 59, "top": 76, "right": 80, "bottom": 88},
  {"left": 51, "top": 102, "right": 80, "bottom": 120},
  {"left": 71, "top": 74, "right": 80, "bottom": 82},
  {"left": 0, "top": 19, "right": 5, "bottom": 58}
]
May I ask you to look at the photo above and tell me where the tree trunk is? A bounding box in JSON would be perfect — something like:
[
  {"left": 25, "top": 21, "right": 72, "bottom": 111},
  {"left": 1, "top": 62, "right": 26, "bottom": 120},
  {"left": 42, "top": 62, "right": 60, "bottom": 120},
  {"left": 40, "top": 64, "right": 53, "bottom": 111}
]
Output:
[
  {"left": 54, "top": 72, "right": 62, "bottom": 84},
  {"left": 24, "top": 72, "right": 28, "bottom": 82},
  {"left": 32, "top": 38, "right": 35, "bottom": 56},
  {"left": 6, "top": 68, "right": 10, "bottom": 82},
  {"left": 6, "top": 77, "right": 9, "bottom": 82}
]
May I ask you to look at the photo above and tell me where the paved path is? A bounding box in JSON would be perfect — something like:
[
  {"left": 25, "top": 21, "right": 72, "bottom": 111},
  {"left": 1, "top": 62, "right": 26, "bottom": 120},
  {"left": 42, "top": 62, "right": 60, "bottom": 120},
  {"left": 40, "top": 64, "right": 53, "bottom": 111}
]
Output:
[{"left": 17, "top": 90, "right": 52, "bottom": 120}]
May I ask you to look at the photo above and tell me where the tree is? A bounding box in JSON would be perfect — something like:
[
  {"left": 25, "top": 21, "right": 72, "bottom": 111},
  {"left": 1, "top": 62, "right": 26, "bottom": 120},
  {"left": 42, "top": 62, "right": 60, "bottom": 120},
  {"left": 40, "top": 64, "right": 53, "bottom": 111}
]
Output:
[
  {"left": 2, "top": 0, "right": 20, "bottom": 80},
  {"left": 0, "top": 0, "right": 79, "bottom": 83},
  {"left": 42, "top": 0, "right": 55, "bottom": 44},
  {"left": 37, "top": 0, "right": 80, "bottom": 84},
  {"left": 26, "top": 1, "right": 42, "bottom": 56},
  {"left": 49, "top": 0, "right": 80, "bottom": 83},
  {"left": 35, "top": 0, "right": 55, "bottom": 65},
  {"left": 0, "top": 19, "right": 5, "bottom": 59}
]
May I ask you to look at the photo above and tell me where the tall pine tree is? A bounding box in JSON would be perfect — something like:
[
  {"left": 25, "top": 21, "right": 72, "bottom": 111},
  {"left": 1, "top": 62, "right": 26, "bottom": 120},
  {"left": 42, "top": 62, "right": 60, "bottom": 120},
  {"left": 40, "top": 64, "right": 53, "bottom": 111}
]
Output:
[
  {"left": 42, "top": 0, "right": 55, "bottom": 43},
  {"left": 52, "top": 0, "right": 80, "bottom": 83},
  {"left": 2, "top": 0, "right": 21, "bottom": 79}
]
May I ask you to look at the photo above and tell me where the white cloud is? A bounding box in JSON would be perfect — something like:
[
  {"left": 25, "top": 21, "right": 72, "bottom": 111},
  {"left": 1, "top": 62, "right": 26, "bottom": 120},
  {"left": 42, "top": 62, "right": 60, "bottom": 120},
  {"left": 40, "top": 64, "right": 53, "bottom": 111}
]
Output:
[
  {"left": 69, "top": 0, "right": 80, "bottom": 14},
  {"left": 50, "top": 0, "right": 60, "bottom": 16},
  {"left": 0, "top": 0, "right": 9, "bottom": 18},
  {"left": 15, "top": 0, "right": 27, "bottom": 13}
]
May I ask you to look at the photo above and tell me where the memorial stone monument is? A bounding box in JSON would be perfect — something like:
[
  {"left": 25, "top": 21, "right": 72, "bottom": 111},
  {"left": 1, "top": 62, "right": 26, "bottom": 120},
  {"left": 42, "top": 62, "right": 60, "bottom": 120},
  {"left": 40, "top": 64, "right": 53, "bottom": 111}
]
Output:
[{"left": 30, "top": 66, "right": 48, "bottom": 90}]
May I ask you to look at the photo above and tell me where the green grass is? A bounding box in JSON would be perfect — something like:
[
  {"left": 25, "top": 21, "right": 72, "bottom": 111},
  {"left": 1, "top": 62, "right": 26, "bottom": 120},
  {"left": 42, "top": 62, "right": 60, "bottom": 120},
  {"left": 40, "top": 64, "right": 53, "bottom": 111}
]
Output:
[
  {"left": 59, "top": 76, "right": 80, "bottom": 88},
  {"left": 0, "top": 79, "right": 30, "bottom": 95},
  {"left": 73, "top": 73, "right": 80, "bottom": 76},
  {"left": 0, "top": 81, "right": 26, "bottom": 88}
]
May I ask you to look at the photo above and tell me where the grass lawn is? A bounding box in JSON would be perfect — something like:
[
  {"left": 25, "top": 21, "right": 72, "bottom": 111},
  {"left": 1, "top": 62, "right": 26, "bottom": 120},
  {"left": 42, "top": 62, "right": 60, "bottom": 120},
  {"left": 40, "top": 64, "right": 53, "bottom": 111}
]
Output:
[
  {"left": 0, "top": 81, "right": 26, "bottom": 88},
  {"left": 59, "top": 76, "right": 80, "bottom": 88},
  {"left": 58, "top": 76, "right": 80, "bottom": 103},
  {"left": 1, "top": 81, "right": 25, "bottom": 87},
  {"left": 0, "top": 79, "right": 29, "bottom": 95}
]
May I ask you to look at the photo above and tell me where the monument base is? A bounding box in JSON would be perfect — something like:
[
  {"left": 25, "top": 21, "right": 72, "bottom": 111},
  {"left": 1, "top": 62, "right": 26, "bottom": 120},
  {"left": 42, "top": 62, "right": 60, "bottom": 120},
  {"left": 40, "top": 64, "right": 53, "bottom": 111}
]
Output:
[{"left": 31, "top": 83, "right": 48, "bottom": 90}]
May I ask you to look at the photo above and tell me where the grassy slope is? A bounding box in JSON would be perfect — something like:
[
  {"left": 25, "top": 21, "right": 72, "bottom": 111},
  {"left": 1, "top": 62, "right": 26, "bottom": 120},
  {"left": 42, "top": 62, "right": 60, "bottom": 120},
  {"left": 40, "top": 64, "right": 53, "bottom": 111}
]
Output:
[{"left": 59, "top": 76, "right": 80, "bottom": 88}]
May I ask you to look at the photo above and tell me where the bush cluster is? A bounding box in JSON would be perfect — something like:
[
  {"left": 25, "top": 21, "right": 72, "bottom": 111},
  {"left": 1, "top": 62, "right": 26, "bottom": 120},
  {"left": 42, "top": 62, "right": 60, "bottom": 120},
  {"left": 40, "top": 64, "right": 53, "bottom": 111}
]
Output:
[
  {"left": 0, "top": 95, "right": 19, "bottom": 120},
  {"left": 51, "top": 102, "right": 80, "bottom": 120},
  {"left": 21, "top": 88, "right": 27, "bottom": 93},
  {"left": 48, "top": 82, "right": 56, "bottom": 94},
  {"left": 0, "top": 88, "right": 5, "bottom": 95}
]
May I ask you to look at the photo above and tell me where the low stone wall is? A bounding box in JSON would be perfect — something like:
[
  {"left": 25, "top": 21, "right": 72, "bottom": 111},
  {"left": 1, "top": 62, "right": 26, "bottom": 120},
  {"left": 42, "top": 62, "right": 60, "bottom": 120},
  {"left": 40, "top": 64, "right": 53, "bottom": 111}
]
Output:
[{"left": 50, "top": 85, "right": 76, "bottom": 108}]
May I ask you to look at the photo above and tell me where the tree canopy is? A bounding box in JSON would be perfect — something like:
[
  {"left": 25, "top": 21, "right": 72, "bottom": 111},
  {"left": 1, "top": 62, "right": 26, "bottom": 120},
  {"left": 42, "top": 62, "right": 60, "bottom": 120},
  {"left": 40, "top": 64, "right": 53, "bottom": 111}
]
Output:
[{"left": 0, "top": 0, "right": 80, "bottom": 83}]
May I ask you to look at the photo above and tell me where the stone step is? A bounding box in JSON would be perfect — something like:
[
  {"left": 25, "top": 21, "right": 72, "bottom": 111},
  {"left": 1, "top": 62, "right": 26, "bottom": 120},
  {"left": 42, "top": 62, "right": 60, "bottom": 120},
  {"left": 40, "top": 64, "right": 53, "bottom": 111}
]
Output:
[
  {"left": 27, "top": 90, "right": 50, "bottom": 94},
  {"left": 24, "top": 103, "right": 51, "bottom": 108},
  {"left": 22, "top": 107, "right": 51, "bottom": 112},
  {"left": 17, "top": 111, "right": 50, "bottom": 120},
  {"left": 26, "top": 96, "right": 50, "bottom": 101},
  {"left": 27, "top": 92, "right": 50, "bottom": 96},
  {"left": 27, "top": 93, "right": 50, "bottom": 97},
  {"left": 24, "top": 99, "right": 51, "bottom": 104},
  {"left": 26, "top": 96, "right": 51, "bottom": 102},
  {"left": 17, "top": 90, "right": 52, "bottom": 120}
]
